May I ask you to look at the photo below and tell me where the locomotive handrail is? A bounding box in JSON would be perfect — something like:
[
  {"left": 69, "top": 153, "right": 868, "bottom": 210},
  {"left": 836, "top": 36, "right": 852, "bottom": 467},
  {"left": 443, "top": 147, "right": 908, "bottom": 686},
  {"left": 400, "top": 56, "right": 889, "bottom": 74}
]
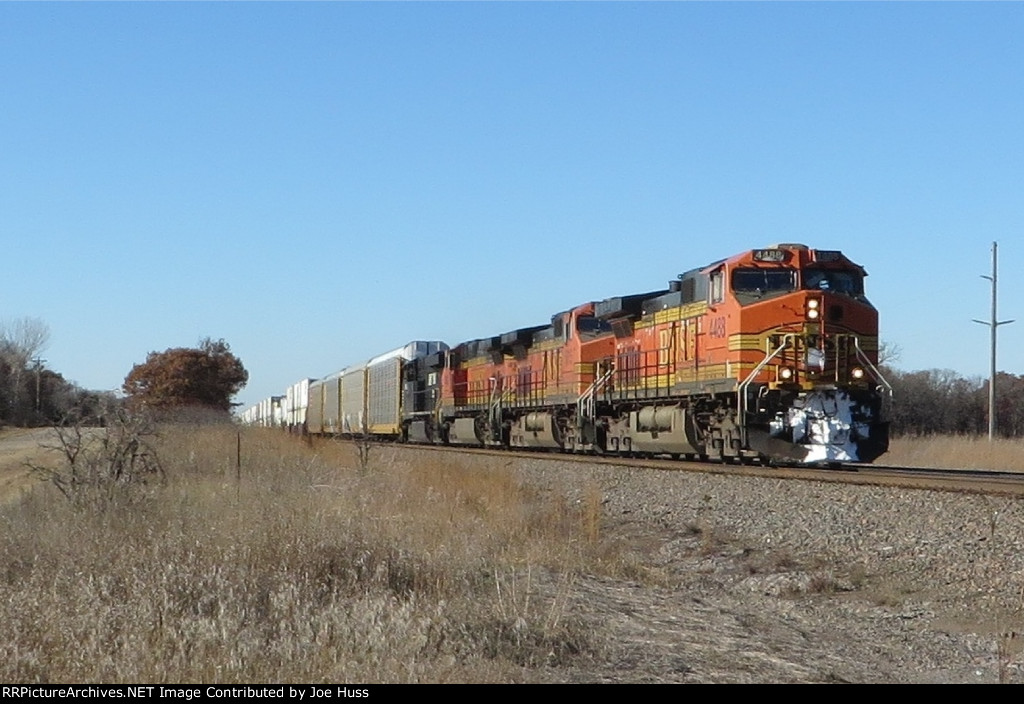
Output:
[
  {"left": 853, "top": 336, "right": 893, "bottom": 420},
  {"left": 736, "top": 335, "right": 794, "bottom": 439},
  {"left": 852, "top": 337, "right": 892, "bottom": 391}
]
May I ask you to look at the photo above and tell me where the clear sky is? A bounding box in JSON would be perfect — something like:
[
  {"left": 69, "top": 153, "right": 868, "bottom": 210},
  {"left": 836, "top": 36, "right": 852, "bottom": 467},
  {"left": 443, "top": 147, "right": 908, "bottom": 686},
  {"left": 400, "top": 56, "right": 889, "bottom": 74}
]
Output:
[{"left": 2, "top": 2, "right": 1022, "bottom": 411}]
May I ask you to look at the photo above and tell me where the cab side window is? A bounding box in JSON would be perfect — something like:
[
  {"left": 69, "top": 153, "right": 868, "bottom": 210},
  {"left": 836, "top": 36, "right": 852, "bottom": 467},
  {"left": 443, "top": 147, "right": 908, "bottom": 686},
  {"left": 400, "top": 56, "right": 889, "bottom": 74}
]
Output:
[{"left": 709, "top": 268, "right": 725, "bottom": 304}]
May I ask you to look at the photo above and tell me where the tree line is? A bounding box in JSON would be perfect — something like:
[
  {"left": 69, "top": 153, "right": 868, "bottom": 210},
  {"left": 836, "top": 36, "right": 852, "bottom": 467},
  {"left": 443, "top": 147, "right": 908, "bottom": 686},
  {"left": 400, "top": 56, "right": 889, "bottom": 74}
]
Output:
[{"left": 882, "top": 366, "right": 1024, "bottom": 437}]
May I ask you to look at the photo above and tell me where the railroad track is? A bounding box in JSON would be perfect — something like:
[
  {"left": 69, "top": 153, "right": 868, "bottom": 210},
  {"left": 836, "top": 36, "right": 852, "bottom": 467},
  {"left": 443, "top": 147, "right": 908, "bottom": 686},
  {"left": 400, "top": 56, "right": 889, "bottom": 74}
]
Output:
[{"left": 348, "top": 440, "right": 1024, "bottom": 498}]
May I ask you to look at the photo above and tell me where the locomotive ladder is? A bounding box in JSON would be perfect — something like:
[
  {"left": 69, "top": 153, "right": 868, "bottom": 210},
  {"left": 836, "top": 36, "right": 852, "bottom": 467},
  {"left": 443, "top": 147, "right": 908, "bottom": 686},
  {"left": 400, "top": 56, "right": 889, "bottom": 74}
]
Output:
[
  {"left": 487, "top": 376, "right": 514, "bottom": 443},
  {"left": 577, "top": 361, "right": 616, "bottom": 430}
]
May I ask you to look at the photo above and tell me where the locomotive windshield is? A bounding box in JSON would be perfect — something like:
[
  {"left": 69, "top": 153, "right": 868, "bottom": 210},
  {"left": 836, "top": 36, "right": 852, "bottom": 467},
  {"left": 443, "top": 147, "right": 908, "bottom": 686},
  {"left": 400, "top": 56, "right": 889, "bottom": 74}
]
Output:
[
  {"left": 802, "top": 268, "right": 864, "bottom": 296},
  {"left": 731, "top": 268, "right": 797, "bottom": 301}
]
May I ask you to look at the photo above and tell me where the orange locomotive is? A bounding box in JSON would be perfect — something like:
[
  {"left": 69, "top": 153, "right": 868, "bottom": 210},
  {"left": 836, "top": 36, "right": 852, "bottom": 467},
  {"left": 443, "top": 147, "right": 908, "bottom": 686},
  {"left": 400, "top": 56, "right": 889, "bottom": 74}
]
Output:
[{"left": 430, "top": 243, "right": 889, "bottom": 465}]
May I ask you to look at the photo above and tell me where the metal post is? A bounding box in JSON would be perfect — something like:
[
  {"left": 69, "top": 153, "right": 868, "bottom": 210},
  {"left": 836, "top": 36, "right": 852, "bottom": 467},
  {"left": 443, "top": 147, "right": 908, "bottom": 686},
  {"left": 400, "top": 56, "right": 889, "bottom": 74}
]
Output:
[{"left": 973, "top": 242, "right": 1014, "bottom": 440}]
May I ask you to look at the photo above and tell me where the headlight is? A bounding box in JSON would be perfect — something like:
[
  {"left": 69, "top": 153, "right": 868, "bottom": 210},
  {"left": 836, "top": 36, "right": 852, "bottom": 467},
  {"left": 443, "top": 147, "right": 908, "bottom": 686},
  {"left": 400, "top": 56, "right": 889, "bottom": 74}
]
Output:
[
  {"left": 851, "top": 367, "right": 865, "bottom": 380},
  {"left": 779, "top": 367, "right": 794, "bottom": 380},
  {"left": 806, "top": 298, "right": 820, "bottom": 320}
]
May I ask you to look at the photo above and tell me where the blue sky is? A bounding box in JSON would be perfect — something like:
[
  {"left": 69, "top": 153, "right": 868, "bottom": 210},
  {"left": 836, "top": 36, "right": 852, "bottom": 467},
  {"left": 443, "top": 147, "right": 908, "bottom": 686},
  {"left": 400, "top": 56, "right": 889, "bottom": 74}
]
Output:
[{"left": 2, "top": 2, "right": 1022, "bottom": 410}]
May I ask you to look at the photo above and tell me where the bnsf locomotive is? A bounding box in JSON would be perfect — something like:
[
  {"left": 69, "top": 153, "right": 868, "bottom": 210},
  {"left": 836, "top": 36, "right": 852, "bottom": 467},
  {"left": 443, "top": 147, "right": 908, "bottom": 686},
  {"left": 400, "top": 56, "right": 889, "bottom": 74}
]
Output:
[{"left": 242, "top": 244, "right": 890, "bottom": 465}]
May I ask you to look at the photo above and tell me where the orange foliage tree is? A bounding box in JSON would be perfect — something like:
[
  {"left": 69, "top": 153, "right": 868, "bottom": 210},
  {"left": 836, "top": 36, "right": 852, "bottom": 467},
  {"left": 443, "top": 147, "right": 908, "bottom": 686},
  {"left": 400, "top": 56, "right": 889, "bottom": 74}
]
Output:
[{"left": 122, "top": 338, "right": 248, "bottom": 412}]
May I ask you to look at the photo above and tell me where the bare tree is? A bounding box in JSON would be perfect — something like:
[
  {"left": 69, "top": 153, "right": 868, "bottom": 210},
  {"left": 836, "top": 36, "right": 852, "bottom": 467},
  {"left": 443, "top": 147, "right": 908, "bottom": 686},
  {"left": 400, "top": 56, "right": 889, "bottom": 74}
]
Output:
[
  {"left": 878, "top": 339, "right": 902, "bottom": 367},
  {"left": 0, "top": 317, "right": 51, "bottom": 360}
]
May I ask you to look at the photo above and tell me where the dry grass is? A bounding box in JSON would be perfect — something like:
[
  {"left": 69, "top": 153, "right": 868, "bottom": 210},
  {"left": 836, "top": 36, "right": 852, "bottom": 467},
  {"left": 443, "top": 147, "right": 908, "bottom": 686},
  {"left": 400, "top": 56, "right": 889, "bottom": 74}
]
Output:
[
  {"left": 886, "top": 435, "right": 1024, "bottom": 472},
  {"left": 0, "top": 425, "right": 613, "bottom": 683}
]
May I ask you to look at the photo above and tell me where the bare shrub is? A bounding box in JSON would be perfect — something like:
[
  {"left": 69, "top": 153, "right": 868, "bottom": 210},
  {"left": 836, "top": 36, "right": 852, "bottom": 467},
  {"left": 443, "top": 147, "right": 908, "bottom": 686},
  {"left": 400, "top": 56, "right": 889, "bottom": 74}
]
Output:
[
  {"left": 354, "top": 432, "right": 374, "bottom": 473},
  {"left": 998, "top": 629, "right": 1023, "bottom": 684},
  {"left": 29, "top": 410, "right": 163, "bottom": 507}
]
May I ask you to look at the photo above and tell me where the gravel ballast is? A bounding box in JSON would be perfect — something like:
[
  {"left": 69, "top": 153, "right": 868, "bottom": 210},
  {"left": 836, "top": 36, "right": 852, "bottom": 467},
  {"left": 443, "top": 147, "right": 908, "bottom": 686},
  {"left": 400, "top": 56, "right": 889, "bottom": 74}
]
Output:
[{"left": 499, "top": 456, "right": 1024, "bottom": 683}]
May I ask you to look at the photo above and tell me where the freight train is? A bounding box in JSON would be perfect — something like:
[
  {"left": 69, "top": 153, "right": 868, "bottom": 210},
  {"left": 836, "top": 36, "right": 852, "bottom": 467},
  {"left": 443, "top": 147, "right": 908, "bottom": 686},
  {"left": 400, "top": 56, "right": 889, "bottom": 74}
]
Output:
[{"left": 240, "top": 244, "right": 891, "bottom": 465}]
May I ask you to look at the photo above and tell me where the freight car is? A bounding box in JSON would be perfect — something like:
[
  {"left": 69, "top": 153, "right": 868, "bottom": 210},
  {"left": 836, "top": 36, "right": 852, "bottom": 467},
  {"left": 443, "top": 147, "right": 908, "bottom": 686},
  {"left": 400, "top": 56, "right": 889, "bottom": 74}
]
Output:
[
  {"left": 242, "top": 244, "right": 890, "bottom": 466},
  {"left": 303, "top": 341, "right": 450, "bottom": 440}
]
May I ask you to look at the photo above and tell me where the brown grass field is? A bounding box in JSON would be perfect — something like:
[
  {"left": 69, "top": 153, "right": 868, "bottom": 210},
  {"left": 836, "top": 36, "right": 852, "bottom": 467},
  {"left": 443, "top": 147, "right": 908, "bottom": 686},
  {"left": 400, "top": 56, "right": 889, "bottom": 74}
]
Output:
[
  {"left": 0, "top": 424, "right": 613, "bottom": 682},
  {"left": 884, "top": 435, "right": 1024, "bottom": 472},
  {"left": 1, "top": 425, "right": 1021, "bottom": 683}
]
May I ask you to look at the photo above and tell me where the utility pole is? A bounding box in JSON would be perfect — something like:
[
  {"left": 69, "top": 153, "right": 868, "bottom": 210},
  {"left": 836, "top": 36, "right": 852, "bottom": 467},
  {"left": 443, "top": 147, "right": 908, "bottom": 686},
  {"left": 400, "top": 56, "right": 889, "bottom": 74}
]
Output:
[
  {"left": 972, "top": 242, "right": 1014, "bottom": 440},
  {"left": 32, "top": 357, "right": 45, "bottom": 413}
]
